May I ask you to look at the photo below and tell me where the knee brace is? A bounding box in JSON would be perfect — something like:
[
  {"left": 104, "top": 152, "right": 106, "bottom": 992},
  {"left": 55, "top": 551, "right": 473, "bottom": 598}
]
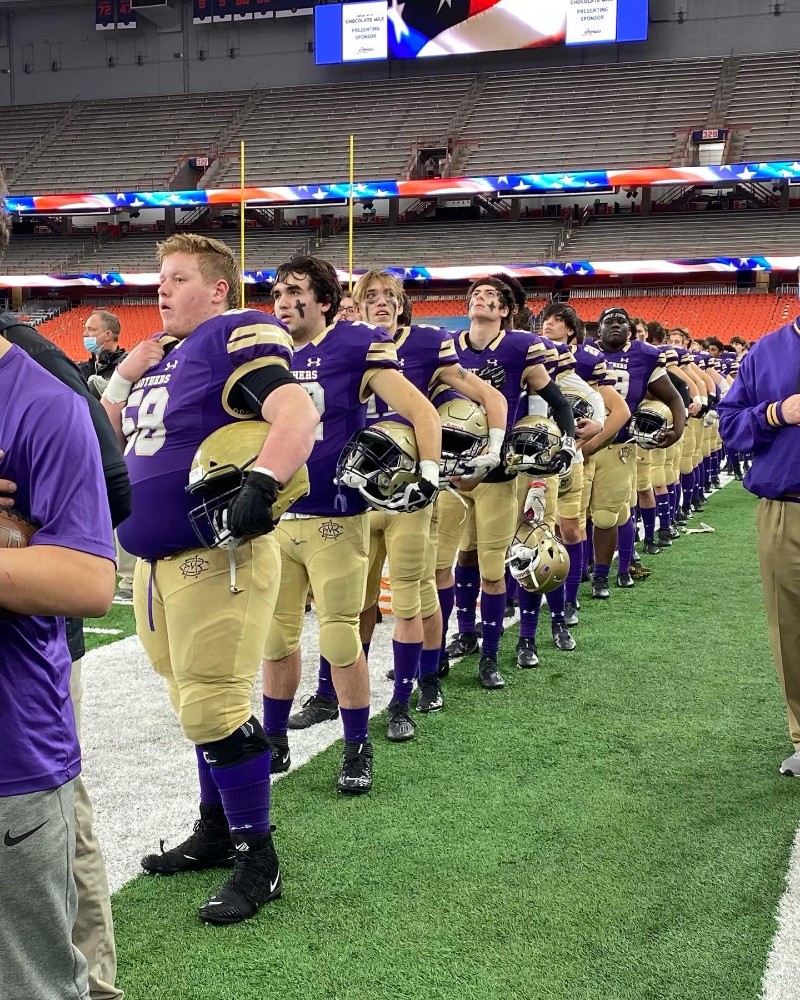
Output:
[
  {"left": 200, "top": 715, "right": 269, "bottom": 768},
  {"left": 320, "top": 620, "right": 362, "bottom": 668}
]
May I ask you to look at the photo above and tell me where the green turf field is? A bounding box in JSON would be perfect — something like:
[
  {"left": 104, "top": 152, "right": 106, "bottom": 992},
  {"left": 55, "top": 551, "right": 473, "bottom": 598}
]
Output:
[{"left": 105, "top": 486, "right": 799, "bottom": 1000}]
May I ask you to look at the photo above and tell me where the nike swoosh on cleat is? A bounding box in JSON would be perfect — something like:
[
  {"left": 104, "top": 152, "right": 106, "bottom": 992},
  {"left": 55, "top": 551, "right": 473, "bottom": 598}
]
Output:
[
  {"left": 4, "top": 819, "right": 49, "bottom": 846},
  {"left": 270, "top": 872, "right": 280, "bottom": 893}
]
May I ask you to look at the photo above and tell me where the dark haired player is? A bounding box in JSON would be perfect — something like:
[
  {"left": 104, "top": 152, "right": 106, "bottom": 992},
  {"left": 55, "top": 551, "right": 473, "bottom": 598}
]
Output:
[{"left": 262, "top": 255, "right": 441, "bottom": 793}]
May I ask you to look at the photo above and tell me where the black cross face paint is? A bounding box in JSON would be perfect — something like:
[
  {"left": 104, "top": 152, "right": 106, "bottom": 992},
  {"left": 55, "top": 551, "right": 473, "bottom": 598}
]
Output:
[
  {"left": 487, "top": 301, "right": 496, "bottom": 312},
  {"left": 295, "top": 299, "right": 305, "bottom": 318}
]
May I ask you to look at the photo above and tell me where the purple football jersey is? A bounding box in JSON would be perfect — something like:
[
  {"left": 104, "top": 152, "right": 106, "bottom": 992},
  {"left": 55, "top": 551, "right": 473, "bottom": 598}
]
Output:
[
  {"left": 572, "top": 342, "right": 616, "bottom": 387},
  {"left": 117, "top": 309, "right": 293, "bottom": 558},
  {"left": 0, "top": 345, "right": 115, "bottom": 796},
  {"left": 369, "top": 324, "right": 460, "bottom": 425},
  {"left": 452, "top": 328, "right": 549, "bottom": 434},
  {"left": 597, "top": 340, "right": 665, "bottom": 443},
  {"left": 291, "top": 320, "right": 399, "bottom": 516}
]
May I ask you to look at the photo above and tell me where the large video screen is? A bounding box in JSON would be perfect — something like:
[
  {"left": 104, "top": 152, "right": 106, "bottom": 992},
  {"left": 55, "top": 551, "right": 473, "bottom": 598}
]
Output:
[{"left": 315, "top": 0, "right": 649, "bottom": 65}]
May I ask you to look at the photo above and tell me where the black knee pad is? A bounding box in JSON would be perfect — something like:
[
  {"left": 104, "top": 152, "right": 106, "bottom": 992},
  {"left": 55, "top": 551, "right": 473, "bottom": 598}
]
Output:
[{"left": 200, "top": 715, "right": 269, "bottom": 768}]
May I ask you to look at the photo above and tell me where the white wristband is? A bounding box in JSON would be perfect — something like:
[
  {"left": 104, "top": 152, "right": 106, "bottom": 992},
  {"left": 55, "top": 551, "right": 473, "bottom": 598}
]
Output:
[
  {"left": 487, "top": 427, "right": 505, "bottom": 455},
  {"left": 692, "top": 395, "right": 702, "bottom": 407},
  {"left": 101, "top": 369, "right": 134, "bottom": 405},
  {"left": 419, "top": 460, "right": 440, "bottom": 486},
  {"left": 252, "top": 466, "right": 279, "bottom": 482}
]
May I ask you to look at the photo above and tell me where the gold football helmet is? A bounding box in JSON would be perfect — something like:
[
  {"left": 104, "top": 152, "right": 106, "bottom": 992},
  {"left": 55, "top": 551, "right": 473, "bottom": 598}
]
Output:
[
  {"left": 337, "top": 420, "right": 426, "bottom": 512},
  {"left": 506, "top": 522, "right": 570, "bottom": 594},
  {"left": 504, "top": 415, "right": 562, "bottom": 475},
  {"left": 186, "top": 421, "right": 310, "bottom": 548},
  {"left": 628, "top": 399, "right": 673, "bottom": 450},
  {"left": 436, "top": 393, "right": 489, "bottom": 477}
]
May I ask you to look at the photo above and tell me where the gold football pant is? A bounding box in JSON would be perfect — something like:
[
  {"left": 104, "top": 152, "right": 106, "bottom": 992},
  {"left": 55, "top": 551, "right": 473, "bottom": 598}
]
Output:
[
  {"left": 649, "top": 446, "right": 667, "bottom": 490},
  {"left": 589, "top": 443, "right": 636, "bottom": 530},
  {"left": 758, "top": 499, "right": 800, "bottom": 748},
  {"left": 436, "top": 478, "right": 518, "bottom": 582},
  {"left": 636, "top": 447, "right": 653, "bottom": 493},
  {"left": 264, "top": 513, "right": 369, "bottom": 667},
  {"left": 134, "top": 536, "right": 281, "bottom": 744},
  {"left": 556, "top": 461, "right": 585, "bottom": 524},
  {"left": 364, "top": 505, "right": 437, "bottom": 619}
]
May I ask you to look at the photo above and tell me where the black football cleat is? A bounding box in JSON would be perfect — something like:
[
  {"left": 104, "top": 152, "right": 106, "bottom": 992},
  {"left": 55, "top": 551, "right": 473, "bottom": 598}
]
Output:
[
  {"left": 198, "top": 831, "right": 281, "bottom": 926},
  {"left": 516, "top": 637, "right": 540, "bottom": 669},
  {"left": 564, "top": 602, "right": 579, "bottom": 627},
  {"left": 711, "top": 476, "right": 722, "bottom": 490},
  {"left": 416, "top": 676, "right": 444, "bottom": 713},
  {"left": 552, "top": 624, "right": 577, "bottom": 652},
  {"left": 446, "top": 631, "right": 479, "bottom": 658},
  {"left": 675, "top": 509, "right": 688, "bottom": 526},
  {"left": 386, "top": 701, "right": 417, "bottom": 742},
  {"left": 478, "top": 654, "right": 505, "bottom": 688},
  {"left": 617, "top": 571, "right": 635, "bottom": 588},
  {"left": 266, "top": 734, "right": 291, "bottom": 774},
  {"left": 287, "top": 694, "right": 339, "bottom": 730},
  {"left": 642, "top": 539, "right": 661, "bottom": 556},
  {"left": 591, "top": 574, "right": 610, "bottom": 599},
  {"left": 691, "top": 497, "right": 706, "bottom": 512},
  {"left": 734, "top": 471, "right": 744, "bottom": 481},
  {"left": 657, "top": 528, "right": 673, "bottom": 548},
  {"left": 438, "top": 651, "right": 450, "bottom": 678},
  {"left": 141, "top": 804, "right": 235, "bottom": 876},
  {"left": 669, "top": 524, "right": 680, "bottom": 539},
  {"left": 337, "top": 740, "right": 373, "bottom": 794}
]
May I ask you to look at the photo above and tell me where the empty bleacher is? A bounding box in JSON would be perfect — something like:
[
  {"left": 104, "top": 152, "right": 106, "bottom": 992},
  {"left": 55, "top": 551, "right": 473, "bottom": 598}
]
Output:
[
  {"left": 459, "top": 59, "right": 724, "bottom": 175},
  {"left": 0, "top": 103, "right": 72, "bottom": 178},
  {"left": 0, "top": 234, "right": 94, "bottom": 274},
  {"left": 563, "top": 211, "right": 800, "bottom": 260},
  {"left": 726, "top": 52, "right": 800, "bottom": 161},
  {"left": 320, "top": 218, "right": 564, "bottom": 268},
  {"left": 211, "top": 75, "right": 469, "bottom": 188},
  {"left": 12, "top": 92, "right": 249, "bottom": 193}
]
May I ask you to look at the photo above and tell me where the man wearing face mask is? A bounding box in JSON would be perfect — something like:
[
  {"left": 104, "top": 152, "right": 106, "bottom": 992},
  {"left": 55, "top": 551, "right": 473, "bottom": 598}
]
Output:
[{"left": 79, "top": 311, "right": 127, "bottom": 400}]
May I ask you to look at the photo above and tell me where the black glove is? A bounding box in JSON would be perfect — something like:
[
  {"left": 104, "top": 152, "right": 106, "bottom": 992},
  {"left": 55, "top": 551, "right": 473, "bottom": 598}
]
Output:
[
  {"left": 226, "top": 470, "right": 279, "bottom": 539},
  {"left": 549, "top": 436, "right": 576, "bottom": 476},
  {"left": 382, "top": 476, "right": 438, "bottom": 513}
]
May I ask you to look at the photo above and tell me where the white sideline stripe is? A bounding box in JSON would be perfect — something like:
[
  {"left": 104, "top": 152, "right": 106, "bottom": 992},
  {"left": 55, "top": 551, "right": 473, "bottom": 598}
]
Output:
[
  {"left": 763, "top": 826, "right": 800, "bottom": 1000},
  {"left": 80, "top": 609, "right": 398, "bottom": 893},
  {"left": 84, "top": 627, "right": 123, "bottom": 635}
]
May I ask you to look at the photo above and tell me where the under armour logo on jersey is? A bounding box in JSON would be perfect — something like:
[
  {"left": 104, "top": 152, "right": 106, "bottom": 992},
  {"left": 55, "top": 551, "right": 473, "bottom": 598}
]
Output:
[
  {"left": 307, "top": 357, "right": 322, "bottom": 367},
  {"left": 398, "top": 358, "right": 405, "bottom": 367},
  {"left": 164, "top": 360, "right": 179, "bottom": 370},
  {"left": 318, "top": 520, "right": 344, "bottom": 540}
]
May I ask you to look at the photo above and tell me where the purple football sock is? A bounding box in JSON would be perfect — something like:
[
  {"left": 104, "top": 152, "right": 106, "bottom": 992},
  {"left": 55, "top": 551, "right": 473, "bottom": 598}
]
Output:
[
  {"left": 392, "top": 639, "right": 422, "bottom": 708},
  {"left": 703, "top": 456, "right": 712, "bottom": 484},
  {"left": 455, "top": 563, "right": 480, "bottom": 633},
  {"left": 594, "top": 563, "right": 610, "bottom": 578},
  {"left": 505, "top": 565, "right": 518, "bottom": 603},
  {"left": 711, "top": 450, "right": 721, "bottom": 478},
  {"left": 438, "top": 584, "right": 455, "bottom": 656},
  {"left": 263, "top": 695, "right": 293, "bottom": 738},
  {"left": 564, "top": 541, "right": 584, "bottom": 605},
  {"left": 316, "top": 657, "right": 337, "bottom": 701},
  {"left": 680, "top": 471, "right": 694, "bottom": 509},
  {"left": 586, "top": 521, "right": 594, "bottom": 566},
  {"left": 656, "top": 493, "right": 671, "bottom": 531},
  {"left": 617, "top": 517, "right": 635, "bottom": 574},
  {"left": 212, "top": 752, "right": 271, "bottom": 835},
  {"left": 694, "top": 466, "right": 705, "bottom": 501},
  {"left": 671, "top": 483, "right": 680, "bottom": 517},
  {"left": 419, "top": 647, "right": 440, "bottom": 682},
  {"left": 641, "top": 506, "right": 656, "bottom": 542},
  {"left": 340, "top": 706, "right": 370, "bottom": 744},
  {"left": 546, "top": 583, "right": 566, "bottom": 626},
  {"left": 195, "top": 745, "right": 222, "bottom": 807},
  {"left": 480, "top": 590, "right": 506, "bottom": 658},
  {"left": 518, "top": 587, "right": 543, "bottom": 639}
]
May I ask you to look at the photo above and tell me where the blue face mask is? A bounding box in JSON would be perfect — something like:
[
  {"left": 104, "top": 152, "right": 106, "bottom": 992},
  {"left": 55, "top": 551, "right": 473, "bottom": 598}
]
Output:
[{"left": 83, "top": 336, "right": 101, "bottom": 354}]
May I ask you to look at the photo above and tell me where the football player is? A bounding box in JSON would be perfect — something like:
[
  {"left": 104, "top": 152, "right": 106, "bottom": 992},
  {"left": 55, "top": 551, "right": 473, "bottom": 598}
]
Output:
[
  {"left": 101, "top": 233, "right": 319, "bottom": 925},
  {"left": 262, "top": 255, "right": 441, "bottom": 793},
  {"left": 590, "top": 307, "right": 685, "bottom": 597},
  {"left": 538, "top": 303, "right": 630, "bottom": 630},
  {"left": 313, "top": 268, "right": 506, "bottom": 732},
  {"left": 436, "top": 277, "right": 576, "bottom": 688}
]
